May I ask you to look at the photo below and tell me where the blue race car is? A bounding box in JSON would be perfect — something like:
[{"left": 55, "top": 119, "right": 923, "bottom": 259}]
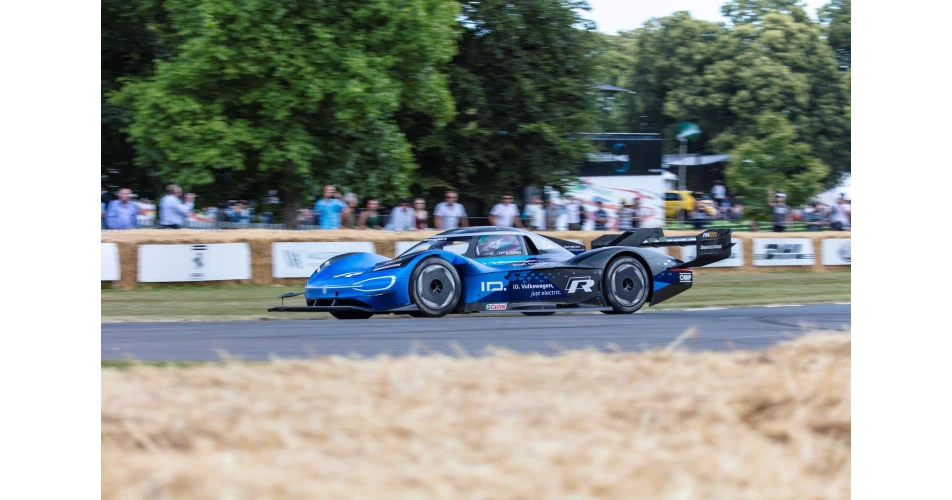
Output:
[{"left": 267, "top": 227, "right": 734, "bottom": 319}]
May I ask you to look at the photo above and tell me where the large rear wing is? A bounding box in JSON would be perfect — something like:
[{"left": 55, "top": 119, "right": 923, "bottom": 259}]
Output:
[{"left": 591, "top": 228, "right": 734, "bottom": 268}]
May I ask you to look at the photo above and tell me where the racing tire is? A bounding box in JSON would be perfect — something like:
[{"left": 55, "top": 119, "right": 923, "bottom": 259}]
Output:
[
  {"left": 408, "top": 311, "right": 427, "bottom": 318},
  {"left": 602, "top": 255, "right": 650, "bottom": 314},
  {"left": 330, "top": 310, "right": 374, "bottom": 320},
  {"left": 409, "top": 257, "right": 462, "bottom": 317},
  {"left": 522, "top": 311, "right": 556, "bottom": 316}
]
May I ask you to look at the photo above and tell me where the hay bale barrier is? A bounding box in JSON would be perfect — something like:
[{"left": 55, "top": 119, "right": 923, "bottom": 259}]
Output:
[
  {"left": 102, "top": 331, "right": 850, "bottom": 499},
  {"left": 102, "top": 229, "right": 849, "bottom": 289}
]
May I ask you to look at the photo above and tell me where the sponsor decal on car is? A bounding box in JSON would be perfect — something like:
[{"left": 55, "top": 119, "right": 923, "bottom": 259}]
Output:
[
  {"left": 566, "top": 276, "right": 596, "bottom": 294},
  {"left": 333, "top": 271, "right": 364, "bottom": 278},
  {"left": 485, "top": 303, "right": 508, "bottom": 311},
  {"left": 702, "top": 231, "right": 718, "bottom": 238},
  {"left": 481, "top": 281, "right": 507, "bottom": 292},
  {"left": 373, "top": 262, "right": 402, "bottom": 271},
  {"left": 679, "top": 273, "right": 692, "bottom": 282},
  {"left": 484, "top": 259, "right": 539, "bottom": 267}
]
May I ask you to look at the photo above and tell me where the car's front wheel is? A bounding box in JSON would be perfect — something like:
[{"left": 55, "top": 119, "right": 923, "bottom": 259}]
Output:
[
  {"left": 602, "top": 255, "right": 650, "bottom": 314},
  {"left": 409, "top": 257, "right": 461, "bottom": 317}
]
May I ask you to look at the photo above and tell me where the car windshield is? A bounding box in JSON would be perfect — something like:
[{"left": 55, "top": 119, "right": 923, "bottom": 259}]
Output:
[{"left": 398, "top": 237, "right": 471, "bottom": 257}]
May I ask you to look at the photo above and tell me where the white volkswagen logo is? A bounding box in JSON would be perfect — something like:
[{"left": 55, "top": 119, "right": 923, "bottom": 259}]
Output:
[{"left": 322, "top": 286, "right": 327, "bottom": 294}]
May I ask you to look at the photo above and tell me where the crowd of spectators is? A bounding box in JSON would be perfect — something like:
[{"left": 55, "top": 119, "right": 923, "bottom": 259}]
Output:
[
  {"left": 102, "top": 181, "right": 850, "bottom": 232},
  {"left": 767, "top": 189, "right": 852, "bottom": 232}
]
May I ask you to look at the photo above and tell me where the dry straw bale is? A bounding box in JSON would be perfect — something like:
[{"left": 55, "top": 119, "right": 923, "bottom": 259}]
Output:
[{"left": 102, "top": 331, "right": 850, "bottom": 499}]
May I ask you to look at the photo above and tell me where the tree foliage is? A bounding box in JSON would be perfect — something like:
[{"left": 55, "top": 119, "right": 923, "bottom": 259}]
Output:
[
  {"left": 613, "top": 0, "right": 849, "bottom": 196},
  {"left": 102, "top": 0, "right": 170, "bottom": 193},
  {"left": 111, "top": 0, "right": 461, "bottom": 222},
  {"left": 408, "top": 0, "right": 601, "bottom": 204},
  {"left": 103, "top": 0, "right": 851, "bottom": 216},
  {"left": 819, "top": 0, "right": 850, "bottom": 71},
  {"left": 627, "top": 12, "right": 725, "bottom": 145},
  {"left": 725, "top": 112, "right": 829, "bottom": 217},
  {"left": 592, "top": 31, "right": 638, "bottom": 133}
]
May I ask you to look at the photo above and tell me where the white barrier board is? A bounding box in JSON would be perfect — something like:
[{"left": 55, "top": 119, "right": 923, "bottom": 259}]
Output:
[
  {"left": 101, "top": 243, "right": 120, "bottom": 280},
  {"left": 821, "top": 238, "right": 851, "bottom": 265},
  {"left": 752, "top": 238, "right": 815, "bottom": 266},
  {"left": 680, "top": 238, "right": 743, "bottom": 267},
  {"left": 273, "top": 242, "right": 377, "bottom": 278},
  {"left": 138, "top": 243, "right": 252, "bottom": 282}
]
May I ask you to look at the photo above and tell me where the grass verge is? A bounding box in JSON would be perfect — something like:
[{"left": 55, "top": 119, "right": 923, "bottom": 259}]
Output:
[
  {"left": 102, "top": 270, "right": 849, "bottom": 322},
  {"left": 102, "top": 330, "right": 850, "bottom": 499}
]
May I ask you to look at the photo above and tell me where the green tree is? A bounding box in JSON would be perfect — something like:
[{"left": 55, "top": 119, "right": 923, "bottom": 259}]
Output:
[
  {"left": 111, "top": 0, "right": 461, "bottom": 225},
  {"left": 102, "top": 0, "right": 171, "bottom": 196},
  {"left": 711, "top": 4, "right": 850, "bottom": 185},
  {"left": 625, "top": 12, "right": 725, "bottom": 147},
  {"left": 724, "top": 112, "right": 829, "bottom": 217},
  {"left": 409, "top": 0, "right": 600, "bottom": 204},
  {"left": 623, "top": 3, "right": 849, "bottom": 190},
  {"left": 720, "top": 0, "right": 812, "bottom": 24},
  {"left": 819, "top": 0, "right": 850, "bottom": 71},
  {"left": 592, "top": 31, "right": 638, "bottom": 132}
]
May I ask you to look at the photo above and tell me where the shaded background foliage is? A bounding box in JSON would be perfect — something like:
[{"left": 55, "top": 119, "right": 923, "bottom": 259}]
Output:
[{"left": 102, "top": 0, "right": 850, "bottom": 222}]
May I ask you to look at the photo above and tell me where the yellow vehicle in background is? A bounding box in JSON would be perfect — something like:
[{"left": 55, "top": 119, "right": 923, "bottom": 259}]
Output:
[{"left": 665, "top": 191, "right": 718, "bottom": 220}]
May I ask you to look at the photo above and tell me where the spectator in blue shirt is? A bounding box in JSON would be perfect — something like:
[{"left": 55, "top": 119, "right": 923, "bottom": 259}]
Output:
[
  {"left": 159, "top": 184, "right": 195, "bottom": 228},
  {"left": 105, "top": 188, "right": 139, "bottom": 230},
  {"left": 314, "top": 185, "right": 349, "bottom": 229}
]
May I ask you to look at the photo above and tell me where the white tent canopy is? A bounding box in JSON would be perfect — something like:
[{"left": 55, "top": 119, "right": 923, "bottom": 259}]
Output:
[{"left": 817, "top": 174, "right": 851, "bottom": 206}]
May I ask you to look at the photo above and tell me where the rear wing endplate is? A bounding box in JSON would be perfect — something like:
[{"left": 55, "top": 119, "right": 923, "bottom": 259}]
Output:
[{"left": 591, "top": 228, "right": 734, "bottom": 268}]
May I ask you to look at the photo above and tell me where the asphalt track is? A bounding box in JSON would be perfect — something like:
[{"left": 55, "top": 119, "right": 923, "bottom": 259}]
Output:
[{"left": 102, "top": 303, "right": 850, "bottom": 362}]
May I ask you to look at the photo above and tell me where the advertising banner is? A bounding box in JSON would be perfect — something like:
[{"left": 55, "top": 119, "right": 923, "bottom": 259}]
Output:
[
  {"left": 138, "top": 243, "right": 252, "bottom": 282},
  {"left": 680, "top": 239, "right": 743, "bottom": 267},
  {"left": 558, "top": 175, "right": 667, "bottom": 229},
  {"left": 579, "top": 134, "right": 663, "bottom": 177},
  {"left": 272, "top": 242, "right": 376, "bottom": 278},
  {"left": 821, "top": 238, "right": 851, "bottom": 265},
  {"left": 752, "top": 238, "right": 816, "bottom": 266},
  {"left": 101, "top": 243, "right": 120, "bottom": 281}
]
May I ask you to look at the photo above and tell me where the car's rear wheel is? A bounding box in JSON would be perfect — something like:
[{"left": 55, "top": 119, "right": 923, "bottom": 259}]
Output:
[
  {"left": 409, "top": 257, "right": 461, "bottom": 317},
  {"left": 602, "top": 255, "right": 650, "bottom": 314},
  {"left": 330, "top": 311, "right": 374, "bottom": 320}
]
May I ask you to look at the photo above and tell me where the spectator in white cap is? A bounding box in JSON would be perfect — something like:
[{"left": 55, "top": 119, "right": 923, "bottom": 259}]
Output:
[
  {"left": 830, "top": 193, "right": 851, "bottom": 231},
  {"left": 768, "top": 190, "right": 790, "bottom": 233}
]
